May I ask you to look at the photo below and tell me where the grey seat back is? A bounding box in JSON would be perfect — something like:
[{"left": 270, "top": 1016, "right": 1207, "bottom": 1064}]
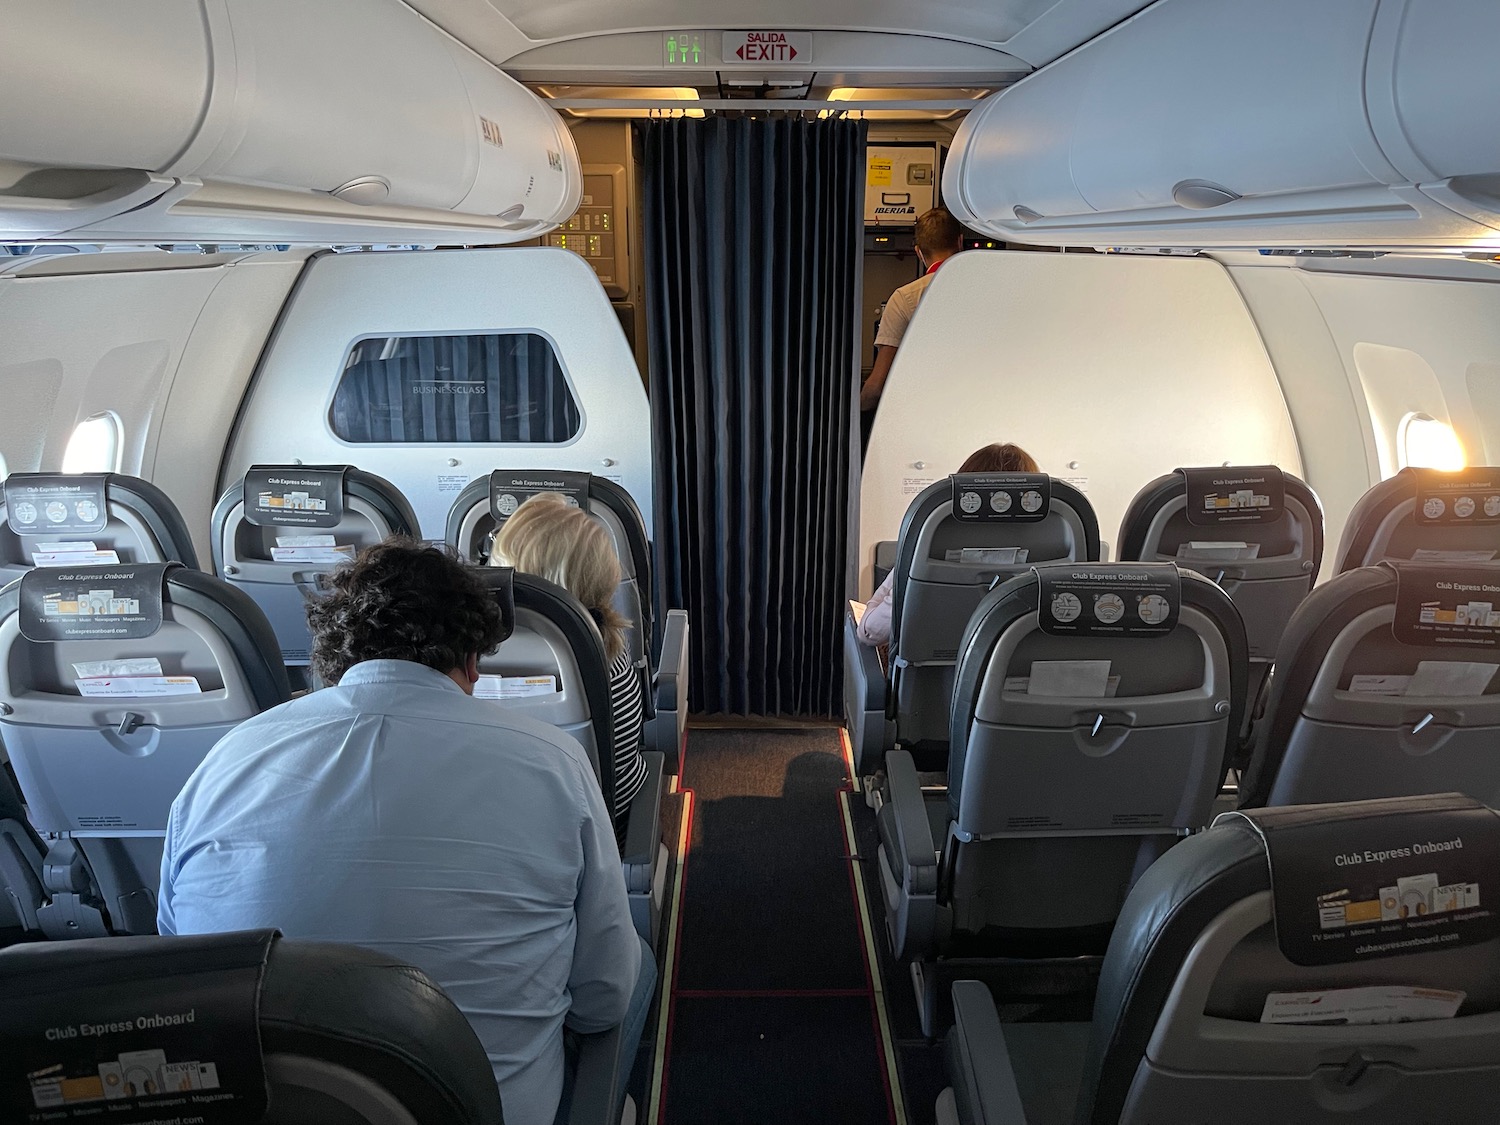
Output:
[
  {"left": 211, "top": 466, "right": 418, "bottom": 667},
  {"left": 473, "top": 567, "right": 618, "bottom": 815},
  {"left": 1076, "top": 794, "right": 1500, "bottom": 1124},
  {"left": 0, "top": 472, "right": 199, "bottom": 587},
  {"left": 890, "top": 476, "right": 1101, "bottom": 748},
  {"left": 0, "top": 566, "right": 289, "bottom": 936},
  {"left": 448, "top": 470, "right": 653, "bottom": 667},
  {"left": 1117, "top": 467, "right": 1322, "bottom": 712},
  {"left": 1240, "top": 563, "right": 1500, "bottom": 809},
  {"left": 1335, "top": 466, "right": 1500, "bottom": 572},
  {"left": 0, "top": 929, "right": 504, "bottom": 1124},
  {"left": 943, "top": 564, "right": 1246, "bottom": 946}
]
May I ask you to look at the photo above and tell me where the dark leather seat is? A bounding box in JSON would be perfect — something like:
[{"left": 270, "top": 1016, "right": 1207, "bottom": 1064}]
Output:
[
  {"left": 1334, "top": 466, "right": 1500, "bottom": 572},
  {"left": 941, "top": 794, "right": 1500, "bottom": 1125},
  {"left": 0, "top": 929, "right": 505, "bottom": 1124}
]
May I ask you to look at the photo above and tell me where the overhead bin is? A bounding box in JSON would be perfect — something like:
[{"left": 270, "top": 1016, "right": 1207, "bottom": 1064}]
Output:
[
  {"left": 944, "top": 0, "right": 1500, "bottom": 249},
  {"left": 0, "top": 0, "right": 581, "bottom": 244}
]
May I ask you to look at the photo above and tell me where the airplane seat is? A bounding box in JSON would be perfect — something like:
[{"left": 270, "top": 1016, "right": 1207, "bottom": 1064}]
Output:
[
  {"left": 474, "top": 567, "right": 667, "bottom": 949},
  {"left": 878, "top": 563, "right": 1246, "bottom": 1034},
  {"left": 0, "top": 471, "right": 200, "bottom": 587},
  {"left": 1239, "top": 562, "right": 1500, "bottom": 809},
  {"left": 846, "top": 474, "right": 1101, "bottom": 775},
  {"left": 0, "top": 564, "right": 290, "bottom": 938},
  {"left": 1334, "top": 466, "right": 1500, "bottom": 572},
  {"left": 0, "top": 929, "right": 506, "bottom": 1124},
  {"left": 0, "top": 763, "right": 46, "bottom": 940},
  {"left": 211, "top": 465, "right": 418, "bottom": 670},
  {"left": 938, "top": 793, "right": 1500, "bottom": 1125},
  {"left": 1117, "top": 465, "right": 1322, "bottom": 738},
  {"left": 448, "top": 469, "right": 689, "bottom": 768}
]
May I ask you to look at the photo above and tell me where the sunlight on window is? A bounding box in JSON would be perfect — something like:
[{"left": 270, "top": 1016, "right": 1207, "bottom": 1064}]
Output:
[
  {"left": 1400, "top": 413, "right": 1466, "bottom": 471},
  {"left": 62, "top": 413, "right": 121, "bottom": 473},
  {"left": 0, "top": 451, "right": 8, "bottom": 481}
]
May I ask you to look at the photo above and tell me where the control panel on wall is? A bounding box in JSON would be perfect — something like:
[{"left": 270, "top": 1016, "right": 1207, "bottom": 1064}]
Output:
[{"left": 545, "top": 163, "right": 629, "bottom": 299}]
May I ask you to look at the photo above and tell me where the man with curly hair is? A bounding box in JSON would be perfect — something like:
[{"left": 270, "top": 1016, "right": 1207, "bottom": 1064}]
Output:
[{"left": 158, "top": 538, "right": 652, "bottom": 1125}]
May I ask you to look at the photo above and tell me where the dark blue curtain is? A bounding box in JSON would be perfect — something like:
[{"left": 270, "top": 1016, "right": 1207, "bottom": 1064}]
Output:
[
  {"left": 642, "top": 117, "right": 866, "bottom": 717},
  {"left": 330, "top": 333, "right": 581, "bottom": 444}
]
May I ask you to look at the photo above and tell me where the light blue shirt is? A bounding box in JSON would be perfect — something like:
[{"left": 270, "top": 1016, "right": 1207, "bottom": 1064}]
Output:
[{"left": 158, "top": 659, "right": 640, "bottom": 1125}]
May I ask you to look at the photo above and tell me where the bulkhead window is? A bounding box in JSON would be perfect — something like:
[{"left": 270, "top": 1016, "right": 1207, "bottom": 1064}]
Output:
[
  {"left": 330, "top": 333, "right": 582, "bottom": 444},
  {"left": 62, "top": 412, "right": 122, "bottom": 473}
]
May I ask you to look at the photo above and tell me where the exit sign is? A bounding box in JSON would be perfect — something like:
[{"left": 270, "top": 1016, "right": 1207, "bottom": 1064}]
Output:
[
  {"left": 722, "top": 30, "right": 812, "bottom": 64},
  {"left": 663, "top": 32, "right": 704, "bottom": 66}
]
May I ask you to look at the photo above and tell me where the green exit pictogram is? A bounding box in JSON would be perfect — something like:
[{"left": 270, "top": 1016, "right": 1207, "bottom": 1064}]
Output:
[{"left": 664, "top": 32, "right": 703, "bottom": 66}]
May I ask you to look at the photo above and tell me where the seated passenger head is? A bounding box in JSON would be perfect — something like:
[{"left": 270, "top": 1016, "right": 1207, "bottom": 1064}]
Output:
[
  {"left": 306, "top": 537, "right": 505, "bottom": 689},
  {"left": 959, "top": 443, "right": 1039, "bottom": 473},
  {"left": 914, "top": 207, "right": 963, "bottom": 267},
  {"left": 490, "top": 495, "right": 630, "bottom": 662}
]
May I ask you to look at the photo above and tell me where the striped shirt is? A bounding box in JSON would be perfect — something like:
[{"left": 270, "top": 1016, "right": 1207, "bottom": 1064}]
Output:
[{"left": 608, "top": 649, "right": 650, "bottom": 823}]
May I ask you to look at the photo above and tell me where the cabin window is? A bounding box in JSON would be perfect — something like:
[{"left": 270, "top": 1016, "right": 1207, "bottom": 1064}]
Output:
[
  {"left": 1399, "top": 413, "right": 1465, "bottom": 471},
  {"left": 61, "top": 412, "right": 122, "bottom": 473},
  {"left": 330, "top": 333, "right": 582, "bottom": 444},
  {"left": 0, "top": 451, "right": 8, "bottom": 481}
]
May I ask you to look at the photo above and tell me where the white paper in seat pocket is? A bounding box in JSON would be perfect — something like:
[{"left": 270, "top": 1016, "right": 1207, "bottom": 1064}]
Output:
[
  {"left": 1347, "top": 674, "right": 1412, "bottom": 695},
  {"left": 1405, "top": 661, "right": 1500, "bottom": 697},
  {"left": 1026, "top": 660, "right": 1111, "bottom": 697},
  {"left": 1261, "top": 985, "right": 1464, "bottom": 1025},
  {"left": 474, "top": 674, "right": 558, "bottom": 700},
  {"left": 76, "top": 676, "right": 201, "bottom": 697}
]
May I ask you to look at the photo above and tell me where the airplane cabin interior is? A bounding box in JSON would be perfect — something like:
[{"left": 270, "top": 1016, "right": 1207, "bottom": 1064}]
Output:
[{"left": 4, "top": 2, "right": 1500, "bottom": 1123}]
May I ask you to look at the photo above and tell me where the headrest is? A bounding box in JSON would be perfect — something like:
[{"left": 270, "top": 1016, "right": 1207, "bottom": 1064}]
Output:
[
  {"left": 1382, "top": 561, "right": 1500, "bottom": 650},
  {"left": 242, "top": 465, "right": 350, "bottom": 529},
  {"left": 1176, "top": 464, "right": 1286, "bottom": 526},
  {"left": 1035, "top": 562, "right": 1182, "bottom": 639},
  {"left": 17, "top": 562, "right": 178, "bottom": 643},
  {"left": 471, "top": 565, "right": 517, "bottom": 644},
  {"left": 3, "top": 473, "right": 110, "bottom": 537},
  {"left": 1409, "top": 467, "right": 1500, "bottom": 527},
  {"left": 0, "top": 929, "right": 275, "bottom": 1120},
  {"left": 1222, "top": 793, "right": 1500, "bottom": 967},
  {"left": 950, "top": 472, "right": 1050, "bottom": 523},
  {"left": 488, "top": 469, "right": 592, "bottom": 521}
]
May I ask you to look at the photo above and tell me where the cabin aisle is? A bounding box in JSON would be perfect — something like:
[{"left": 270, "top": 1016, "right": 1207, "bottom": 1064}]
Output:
[{"left": 649, "top": 727, "right": 900, "bottom": 1124}]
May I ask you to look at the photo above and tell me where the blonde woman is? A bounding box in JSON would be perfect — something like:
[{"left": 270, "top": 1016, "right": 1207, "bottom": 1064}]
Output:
[{"left": 491, "top": 494, "right": 649, "bottom": 829}]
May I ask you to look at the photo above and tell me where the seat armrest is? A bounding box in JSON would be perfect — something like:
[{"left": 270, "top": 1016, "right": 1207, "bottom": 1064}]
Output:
[
  {"left": 620, "top": 753, "right": 665, "bottom": 880},
  {"left": 567, "top": 1024, "right": 626, "bottom": 1125},
  {"left": 653, "top": 609, "right": 689, "bottom": 714},
  {"left": 946, "top": 980, "right": 1030, "bottom": 1125},
  {"left": 884, "top": 750, "right": 939, "bottom": 889},
  {"left": 844, "top": 607, "right": 891, "bottom": 774}
]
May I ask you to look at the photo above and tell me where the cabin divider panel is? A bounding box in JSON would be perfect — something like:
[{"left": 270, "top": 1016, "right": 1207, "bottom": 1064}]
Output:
[{"left": 641, "top": 117, "right": 865, "bottom": 717}]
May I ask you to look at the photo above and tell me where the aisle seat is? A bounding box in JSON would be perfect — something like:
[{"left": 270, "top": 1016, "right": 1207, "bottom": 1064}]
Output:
[
  {"left": 476, "top": 567, "right": 668, "bottom": 948},
  {"left": 449, "top": 470, "right": 689, "bottom": 766},
  {"left": 879, "top": 563, "right": 1246, "bottom": 1034},
  {"left": 847, "top": 475, "right": 1101, "bottom": 773}
]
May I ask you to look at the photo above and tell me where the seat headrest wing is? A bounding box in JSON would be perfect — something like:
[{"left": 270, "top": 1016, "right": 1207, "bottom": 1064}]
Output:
[
  {"left": 471, "top": 564, "right": 516, "bottom": 644},
  {"left": 1177, "top": 464, "right": 1286, "bottom": 527},
  {"left": 242, "top": 465, "right": 350, "bottom": 529},
  {"left": 1222, "top": 794, "right": 1500, "bottom": 967},
  {"left": 4, "top": 473, "right": 110, "bottom": 537},
  {"left": 488, "top": 468, "right": 593, "bottom": 521},
  {"left": 950, "top": 472, "right": 1050, "bottom": 523},
  {"left": 0, "top": 929, "right": 276, "bottom": 1121},
  {"left": 1385, "top": 561, "right": 1500, "bottom": 650},
  {"left": 1035, "top": 562, "right": 1181, "bottom": 639},
  {"left": 17, "top": 562, "right": 179, "bottom": 643}
]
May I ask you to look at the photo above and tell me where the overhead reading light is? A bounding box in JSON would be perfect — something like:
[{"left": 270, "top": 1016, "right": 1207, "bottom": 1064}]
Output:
[
  {"left": 1171, "top": 179, "right": 1241, "bottom": 210},
  {"left": 1013, "top": 205, "right": 1043, "bottom": 224}
]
